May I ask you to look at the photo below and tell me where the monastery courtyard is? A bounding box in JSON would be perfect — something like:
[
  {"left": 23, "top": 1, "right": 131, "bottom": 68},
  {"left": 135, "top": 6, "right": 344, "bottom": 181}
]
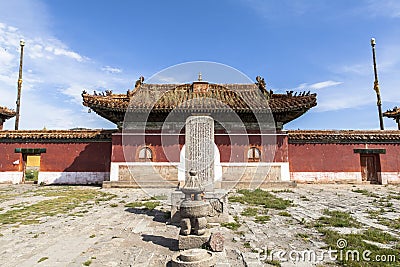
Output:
[{"left": 1, "top": 184, "right": 400, "bottom": 267}]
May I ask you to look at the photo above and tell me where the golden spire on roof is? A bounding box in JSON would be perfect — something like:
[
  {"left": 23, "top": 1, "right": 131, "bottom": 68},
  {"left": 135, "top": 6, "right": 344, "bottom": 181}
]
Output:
[{"left": 198, "top": 72, "right": 202, "bottom": 81}]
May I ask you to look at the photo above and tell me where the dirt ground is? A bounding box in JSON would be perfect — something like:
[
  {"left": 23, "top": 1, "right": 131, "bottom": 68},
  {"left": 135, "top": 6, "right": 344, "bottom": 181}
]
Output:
[{"left": 1, "top": 184, "right": 400, "bottom": 267}]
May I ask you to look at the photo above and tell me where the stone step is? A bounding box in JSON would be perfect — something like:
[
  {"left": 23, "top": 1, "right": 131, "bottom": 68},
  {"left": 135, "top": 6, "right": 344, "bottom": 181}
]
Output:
[
  {"left": 221, "top": 181, "right": 296, "bottom": 189},
  {"left": 102, "top": 181, "right": 179, "bottom": 188}
]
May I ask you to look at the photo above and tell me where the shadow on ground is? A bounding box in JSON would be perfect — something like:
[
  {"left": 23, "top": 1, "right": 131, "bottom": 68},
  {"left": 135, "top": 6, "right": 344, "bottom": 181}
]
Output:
[
  {"left": 125, "top": 208, "right": 170, "bottom": 223},
  {"left": 141, "top": 234, "right": 179, "bottom": 251}
]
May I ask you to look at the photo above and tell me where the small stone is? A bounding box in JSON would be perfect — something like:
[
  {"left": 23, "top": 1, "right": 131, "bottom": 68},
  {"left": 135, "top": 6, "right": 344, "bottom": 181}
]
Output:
[{"left": 209, "top": 232, "right": 224, "bottom": 252}]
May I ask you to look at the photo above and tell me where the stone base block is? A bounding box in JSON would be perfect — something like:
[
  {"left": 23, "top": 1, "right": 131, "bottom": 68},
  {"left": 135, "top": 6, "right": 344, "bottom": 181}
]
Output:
[
  {"left": 171, "top": 249, "right": 215, "bottom": 267},
  {"left": 178, "top": 232, "right": 211, "bottom": 250}
]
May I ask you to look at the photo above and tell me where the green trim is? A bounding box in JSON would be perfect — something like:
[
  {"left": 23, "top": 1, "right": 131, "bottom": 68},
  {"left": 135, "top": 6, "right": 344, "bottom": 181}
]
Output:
[
  {"left": 15, "top": 148, "right": 46, "bottom": 154},
  {"left": 353, "top": 148, "right": 386, "bottom": 154}
]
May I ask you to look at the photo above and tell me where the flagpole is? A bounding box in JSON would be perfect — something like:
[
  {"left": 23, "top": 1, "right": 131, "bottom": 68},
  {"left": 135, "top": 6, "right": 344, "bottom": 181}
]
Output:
[{"left": 371, "top": 38, "right": 384, "bottom": 130}]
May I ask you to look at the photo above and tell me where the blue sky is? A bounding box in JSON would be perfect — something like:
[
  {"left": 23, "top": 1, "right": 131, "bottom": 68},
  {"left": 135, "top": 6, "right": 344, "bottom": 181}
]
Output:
[{"left": 1, "top": 0, "right": 400, "bottom": 130}]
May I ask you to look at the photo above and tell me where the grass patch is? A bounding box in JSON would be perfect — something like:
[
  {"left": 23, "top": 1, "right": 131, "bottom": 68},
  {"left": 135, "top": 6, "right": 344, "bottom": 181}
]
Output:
[
  {"left": 378, "top": 217, "right": 400, "bottom": 230},
  {"left": 265, "top": 259, "right": 281, "bottom": 266},
  {"left": 361, "top": 228, "right": 397, "bottom": 243},
  {"left": 352, "top": 189, "right": 379, "bottom": 198},
  {"left": 271, "top": 189, "right": 293, "bottom": 193},
  {"left": 0, "top": 188, "right": 115, "bottom": 227},
  {"left": 254, "top": 215, "right": 270, "bottom": 224},
  {"left": 83, "top": 259, "right": 92, "bottom": 266},
  {"left": 89, "top": 234, "right": 95, "bottom": 238},
  {"left": 366, "top": 208, "right": 385, "bottom": 219},
  {"left": 278, "top": 211, "right": 291, "bottom": 217},
  {"left": 316, "top": 209, "right": 360, "bottom": 228},
  {"left": 296, "top": 232, "right": 310, "bottom": 239},
  {"left": 241, "top": 207, "right": 259, "bottom": 217},
  {"left": 229, "top": 189, "right": 292, "bottom": 210},
  {"left": 124, "top": 201, "right": 143, "bottom": 208},
  {"left": 243, "top": 241, "right": 251, "bottom": 248},
  {"left": 317, "top": 228, "right": 399, "bottom": 267},
  {"left": 150, "top": 194, "right": 168, "bottom": 200},
  {"left": 37, "top": 257, "right": 48, "bottom": 263},
  {"left": 300, "top": 195, "right": 310, "bottom": 201},
  {"left": 221, "top": 222, "right": 241, "bottom": 231},
  {"left": 124, "top": 201, "right": 160, "bottom": 210},
  {"left": 110, "top": 203, "right": 118, "bottom": 208},
  {"left": 387, "top": 194, "right": 400, "bottom": 200},
  {"left": 143, "top": 201, "right": 160, "bottom": 210}
]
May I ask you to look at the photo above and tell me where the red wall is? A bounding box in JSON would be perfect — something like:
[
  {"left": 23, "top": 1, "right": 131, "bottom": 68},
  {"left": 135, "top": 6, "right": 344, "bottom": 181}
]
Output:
[
  {"left": 288, "top": 143, "right": 400, "bottom": 172},
  {"left": 0, "top": 142, "right": 111, "bottom": 172},
  {"left": 111, "top": 133, "right": 288, "bottom": 163}
]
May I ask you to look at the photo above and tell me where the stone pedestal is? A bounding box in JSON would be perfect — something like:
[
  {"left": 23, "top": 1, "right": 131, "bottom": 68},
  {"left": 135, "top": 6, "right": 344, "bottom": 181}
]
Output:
[
  {"left": 178, "top": 230, "right": 211, "bottom": 250},
  {"left": 171, "top": 248, "right": 215, "bottom": 267},
  {"left": 171, "top": 190, "right": 229, "bottom": 224}
]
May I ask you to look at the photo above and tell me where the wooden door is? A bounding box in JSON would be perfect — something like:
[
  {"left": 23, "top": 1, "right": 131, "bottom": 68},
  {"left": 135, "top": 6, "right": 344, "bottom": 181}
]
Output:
[{"left": 360, "top": 155, "right": 379, "bottom": 184}]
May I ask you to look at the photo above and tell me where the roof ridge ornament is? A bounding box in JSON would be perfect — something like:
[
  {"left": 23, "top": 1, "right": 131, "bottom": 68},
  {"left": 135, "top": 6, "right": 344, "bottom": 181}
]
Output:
[
  {"left": 135, "top": 76, "right": 145, "bottom": 88},
  {"left": 198, "top": 72, "right": 202, "bottom": 81},
  {"left": 256, "top": 75, "right": 273, "bottom": 99}
]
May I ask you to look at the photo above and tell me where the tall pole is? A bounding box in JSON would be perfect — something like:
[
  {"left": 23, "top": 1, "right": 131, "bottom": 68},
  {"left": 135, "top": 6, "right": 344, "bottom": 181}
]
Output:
[
  {"left": 371, "top": 38, "right": 384, "bottom": 130},
  {"left": 14, "top": 39, "right": 25, "bottom": 130}
]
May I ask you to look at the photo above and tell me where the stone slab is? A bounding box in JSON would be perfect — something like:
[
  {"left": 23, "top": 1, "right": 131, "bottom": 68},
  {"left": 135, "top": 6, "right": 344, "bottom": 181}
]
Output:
[{"left": 178, "top": 232, "right": 211, "bottom": 250}]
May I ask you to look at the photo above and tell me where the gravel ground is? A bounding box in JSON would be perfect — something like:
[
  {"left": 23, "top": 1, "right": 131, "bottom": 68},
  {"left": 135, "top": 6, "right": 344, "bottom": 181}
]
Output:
[{"left": 1, "top": 184, "right": 400, "bottom": 267}]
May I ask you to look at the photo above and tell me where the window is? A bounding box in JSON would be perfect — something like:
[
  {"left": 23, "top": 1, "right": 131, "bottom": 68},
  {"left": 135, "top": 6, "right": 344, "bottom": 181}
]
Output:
[
  {"left": 247, "top": 147, "right": 261, "bottom": 162},
  {"left": 138, "top": 147, "right": 153, "bottom": 161}
]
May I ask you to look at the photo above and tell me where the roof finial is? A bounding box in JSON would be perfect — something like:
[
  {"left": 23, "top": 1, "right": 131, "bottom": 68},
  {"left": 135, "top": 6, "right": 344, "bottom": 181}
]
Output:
[{"left": 198, "top": 72, "right": 202, "bottom": 81}]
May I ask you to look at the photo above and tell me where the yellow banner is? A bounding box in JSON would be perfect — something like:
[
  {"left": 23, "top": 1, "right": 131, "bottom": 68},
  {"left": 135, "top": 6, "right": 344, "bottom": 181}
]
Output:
[{"left": 26, "top": 155, "right": 41, "bottom": 167}]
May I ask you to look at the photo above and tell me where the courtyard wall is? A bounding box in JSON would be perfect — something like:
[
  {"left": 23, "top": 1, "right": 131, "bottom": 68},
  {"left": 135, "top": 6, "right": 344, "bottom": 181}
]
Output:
[
  {"left": 0, "top": 130, "right": 114, "bottom": 184},
  {"left": 288, "top": 130, "right": 400, "bottom": 184}
]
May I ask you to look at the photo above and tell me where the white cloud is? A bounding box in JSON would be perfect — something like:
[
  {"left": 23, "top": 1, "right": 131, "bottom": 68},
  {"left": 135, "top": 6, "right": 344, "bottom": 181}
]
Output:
[
  {"left": 52, "top": 47, "right": 84, "bottom": 62},
  {"left": 366, "top": 0, "right": 400, "bottom": 18},
  {"left": 0, "top": 1, "right": 136, "bottom": 130},
  {"left": 294, "top": 80, "right": 343, "bottom": 90},
  {"left": 101, "top": 66, "right": 122, "bottom": 74}
]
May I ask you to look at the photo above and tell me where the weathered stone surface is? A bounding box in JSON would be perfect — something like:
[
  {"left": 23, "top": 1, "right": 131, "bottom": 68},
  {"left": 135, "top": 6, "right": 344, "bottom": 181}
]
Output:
[
  {"left": 171, "top": 248, "right": 215, "bottom": 267},
  {"left": 179, "top": 248, "right": 209, "bottom": 262},
  {"left": 6, "top": 184, "right": 400, "bottom": 266},
  {"left": 185, "top": 116, "right": 214, "bottom": 191},
  {"left": 171, "top": 190, "right": 229, "bottom": 223},
  {"left": 178, "top": 231, "right": 211, "bottom": 250},
  {"left": 209, "top": 232, "right": 224, "bottom": 252}
]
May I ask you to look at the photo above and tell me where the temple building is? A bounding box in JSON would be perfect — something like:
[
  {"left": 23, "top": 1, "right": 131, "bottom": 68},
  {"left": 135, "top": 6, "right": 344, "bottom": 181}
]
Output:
[
  {"left": 0, "top": 106, "right": 16, "bottom": 130},
  {"left": 81, "top": 77, "right": 316, "bottom": 188},
  {"left": 0, "top": 76, "right": 400, "bottom": 186},
  {"left": 383, "top": 107, "right": 400, "bottom": 130}
]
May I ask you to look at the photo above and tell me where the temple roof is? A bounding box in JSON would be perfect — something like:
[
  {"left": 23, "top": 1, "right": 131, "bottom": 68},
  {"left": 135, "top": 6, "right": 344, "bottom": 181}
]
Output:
[
  {"left": 383, "top": 107, "right": 400, "bottom": 119},
  {"left": 0, "top": 129, "right": 116, "bottom": 141},
  {"left": 0, "top": 106, "right": 16, "bottom": 120},
  {"left": 288, "top": 130, "right": 400, "bottom": 143},
  {"left": 82, "top": 81, "right": 317, "bottom": 127}
]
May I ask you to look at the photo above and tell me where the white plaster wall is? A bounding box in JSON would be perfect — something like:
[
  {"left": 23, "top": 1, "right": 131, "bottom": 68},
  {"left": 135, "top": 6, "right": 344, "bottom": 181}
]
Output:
[
  {"left": 291, "top": 172, "right": 362, "bottom": 183},
  {"left": 381, "top": 172, "right": 400, "bottom": 184},
  {"left": 178, "top": 144, "right": 222, "bottom": 181},
  {"left": 0, "top": 172, "right": 23, "bottom": 184},
  {"left": 110, "top": 162, "right": 179, "bottom": 182},
  {"left": 110, "top": 161, "right": 289, "bottom": 183},
  {"left": 220, "top": 162, "right": 289, "bottom": 183},
  {"left": 38, "top": 172, "right": 109, "bottom": 184}
]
